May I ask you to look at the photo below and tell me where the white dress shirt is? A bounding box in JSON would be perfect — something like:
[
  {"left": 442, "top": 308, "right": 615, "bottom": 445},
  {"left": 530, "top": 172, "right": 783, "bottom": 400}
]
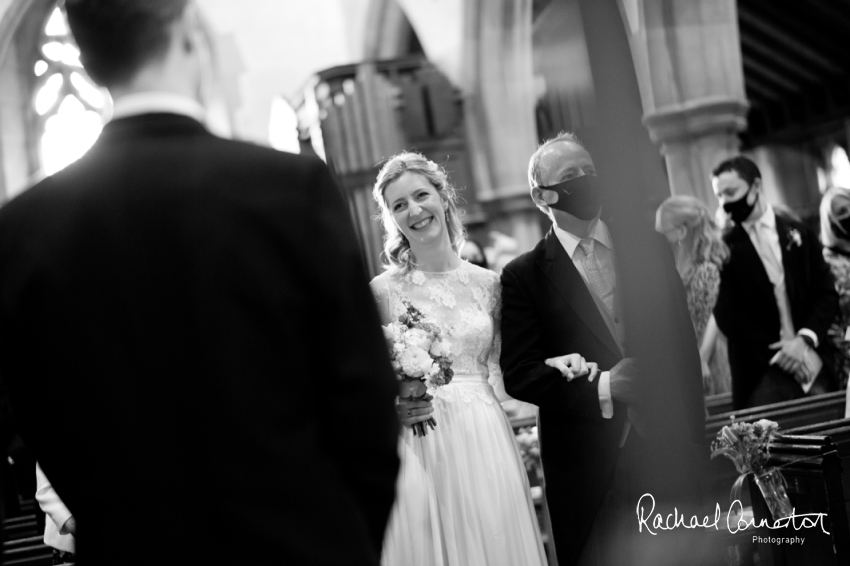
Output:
[
  {"left": 109, "top": 91, "right": 206, "bottom": 123},
  {"left": 35, "top": 462, "right": 75, "bottom": 553},
  {"left": 742, "top": 205, "right": 819, "bottom": 347},
  {"left": 553, "top": 219, "right": 618, "bottom": 419}
]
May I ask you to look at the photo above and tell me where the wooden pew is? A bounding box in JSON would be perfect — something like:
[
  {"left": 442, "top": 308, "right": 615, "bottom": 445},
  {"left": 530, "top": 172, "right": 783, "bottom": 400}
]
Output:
[
  {"left": 705, "top": 391, "right": 847, "bottom": 547},
  {"left": 706, "top": 392, "right": 733, "bottom": 416},
  {"left": 2, "top": 536, "right": 52, "bottom": 566},
  {"left": 3, "top": 502, "right": 52, "bottom": 566},
  {"left": 747, "top": 434, "right": 850, "bottom": 566},
  {"left": 786, "top": 418, "right": 850, "bottom": 533},
  {"left": 706, "top": 391, "right": 847, "bottom": 442}
]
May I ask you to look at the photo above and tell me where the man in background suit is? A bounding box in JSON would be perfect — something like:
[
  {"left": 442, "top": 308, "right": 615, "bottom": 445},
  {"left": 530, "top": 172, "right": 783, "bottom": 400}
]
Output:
[
  {"left": 713, "top": 156, "right": 838, "bottom": 409},
  {"left": 500, "top": 134, "right": 706, "bottom": 566},
  {"left": 0, "top": 2, "right": 399, "bottom": 565}
]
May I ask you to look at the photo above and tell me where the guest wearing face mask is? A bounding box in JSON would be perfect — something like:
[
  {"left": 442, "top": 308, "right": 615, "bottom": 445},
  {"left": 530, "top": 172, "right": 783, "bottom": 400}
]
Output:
[
  {"left": 656, "top": 195, "right": 731, "bottom": 395},
  {"left": 819, "top": 187, "right": 850, "bottom": 410},
  {"left": 712, "top": 156, "right": 839, "bottom": 409}
]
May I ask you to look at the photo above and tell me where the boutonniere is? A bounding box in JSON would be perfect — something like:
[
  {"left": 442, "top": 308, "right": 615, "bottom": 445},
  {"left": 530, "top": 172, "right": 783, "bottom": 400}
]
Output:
[{"left": 786, "top": 228, "right": 802, "bottom": 250}]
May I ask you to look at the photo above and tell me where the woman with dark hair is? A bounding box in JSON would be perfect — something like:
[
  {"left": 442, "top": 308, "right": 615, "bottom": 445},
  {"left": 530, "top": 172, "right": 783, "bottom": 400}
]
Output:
[
  {"left": 820, "top": 187, "right": 850, "bottom": 406},
  {"left": 656, "top": 195, "right": 731, "bottom": 394},
  {"left": 371, "top": 152, "right": 549, "bottom": 566}
]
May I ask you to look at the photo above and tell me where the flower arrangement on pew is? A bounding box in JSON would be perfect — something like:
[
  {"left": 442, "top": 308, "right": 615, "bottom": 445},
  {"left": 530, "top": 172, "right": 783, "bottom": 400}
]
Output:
[
  {"left": 382, "top": 300, "right": 453, "bottom": 437},
  {"left": 711, "top": 419, "right": 793, "bottom": 519},
  {"left": 516, "top": 426, "right": 541, "bottom": 474}
]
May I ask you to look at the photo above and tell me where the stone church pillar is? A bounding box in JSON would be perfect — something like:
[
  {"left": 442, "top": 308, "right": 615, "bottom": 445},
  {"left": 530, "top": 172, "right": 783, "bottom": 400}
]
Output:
[{"left": 621, "top": 0, "right": 748, "bottom": 211}]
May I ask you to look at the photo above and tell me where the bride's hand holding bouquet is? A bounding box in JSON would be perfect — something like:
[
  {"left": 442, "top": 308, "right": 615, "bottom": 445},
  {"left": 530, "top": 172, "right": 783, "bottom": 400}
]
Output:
[{"left": 384, "top": 300, "right": 454, "bottom": 437}]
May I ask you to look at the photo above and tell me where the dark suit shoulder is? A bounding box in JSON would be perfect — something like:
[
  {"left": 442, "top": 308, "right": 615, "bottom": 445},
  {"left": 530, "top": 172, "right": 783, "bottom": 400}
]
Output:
[
  {"left": 205, "top": 136, "right": 325, "bottom": 172},
  {"left": 502, "top": 237, "right": 547, "bottom": 276}
]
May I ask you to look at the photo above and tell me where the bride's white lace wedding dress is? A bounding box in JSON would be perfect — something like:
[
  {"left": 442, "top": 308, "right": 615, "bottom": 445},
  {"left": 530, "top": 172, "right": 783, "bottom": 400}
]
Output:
[{"left": 371, "top": 261, "right": 547, "bottom": 566}]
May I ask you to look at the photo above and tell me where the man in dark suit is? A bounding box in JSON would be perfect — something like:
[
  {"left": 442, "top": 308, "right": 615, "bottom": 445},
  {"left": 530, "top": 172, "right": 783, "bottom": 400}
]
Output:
[
  {"left": 0, "top": 2, "right": 399, "bottom": 565},
  {"left": 712, "top": 156, "right": 838, "bottom": 409},
  {"left": 500, "top": 134, "right": 706, "bottom": 566}
]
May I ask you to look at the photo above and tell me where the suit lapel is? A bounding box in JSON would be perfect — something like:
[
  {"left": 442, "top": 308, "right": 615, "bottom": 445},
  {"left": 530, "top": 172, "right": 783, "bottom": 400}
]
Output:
[{"left": 536, "top": 230, "right": 622, "bottom": 358}]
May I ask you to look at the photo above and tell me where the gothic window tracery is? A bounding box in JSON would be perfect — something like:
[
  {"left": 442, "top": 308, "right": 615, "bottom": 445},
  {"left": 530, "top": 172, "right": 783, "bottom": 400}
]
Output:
[{"left": 32, "top": 5, "right": 109, "bottom": 176}]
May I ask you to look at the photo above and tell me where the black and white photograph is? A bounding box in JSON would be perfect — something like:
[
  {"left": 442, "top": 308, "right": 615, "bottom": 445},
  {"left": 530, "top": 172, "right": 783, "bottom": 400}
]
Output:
[{"left": 0, "top": 1, "right": 849, "bottom": 565}]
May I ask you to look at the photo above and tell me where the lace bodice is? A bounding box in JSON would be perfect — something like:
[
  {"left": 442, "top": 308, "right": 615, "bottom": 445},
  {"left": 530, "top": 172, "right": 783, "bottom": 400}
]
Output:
[{"left": 370, "top": 262, "right": 503, "bottom": 401}]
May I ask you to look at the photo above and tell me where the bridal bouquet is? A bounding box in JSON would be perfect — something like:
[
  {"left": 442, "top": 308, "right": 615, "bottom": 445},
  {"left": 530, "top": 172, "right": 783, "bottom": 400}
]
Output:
[
  {"left": 382, "top": 300, "right": 454, "bottom": 437},
  {"left": 711, "top": 418, "right": 793, "bottom": 519}
]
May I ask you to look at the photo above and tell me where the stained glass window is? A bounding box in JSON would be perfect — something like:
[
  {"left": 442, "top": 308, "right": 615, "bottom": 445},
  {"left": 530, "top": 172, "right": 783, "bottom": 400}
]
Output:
[{"left": 33, "top": 5, "right": 110, "bottom": 176}]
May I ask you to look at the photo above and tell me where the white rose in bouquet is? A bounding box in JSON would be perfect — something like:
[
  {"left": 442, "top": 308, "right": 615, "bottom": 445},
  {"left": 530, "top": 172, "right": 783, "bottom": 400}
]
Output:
[
  {"left": 393, "top": 341, "right": 406, "bottom": 355},
  {"left": 399, "top": 346, "right": 433, "bottom": 377},
  {"left": 429, "top": 339, "right": 452, "bottom": 358},
  {"left": 404, "top": 328, "right": 433, "bottom": 352}
]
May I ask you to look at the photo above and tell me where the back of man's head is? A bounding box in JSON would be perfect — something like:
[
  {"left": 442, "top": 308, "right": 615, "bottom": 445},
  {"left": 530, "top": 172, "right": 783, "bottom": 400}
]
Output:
[
  {"left": 66, "top": 0, "right": 189, "bottom": 88},
  {"left": 711, "top": 155, "right": 762, "bottom": 187}
]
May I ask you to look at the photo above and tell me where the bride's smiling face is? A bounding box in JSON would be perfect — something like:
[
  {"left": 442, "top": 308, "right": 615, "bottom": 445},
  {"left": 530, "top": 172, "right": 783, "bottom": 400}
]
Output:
[{"left": 384, "top": 172, "right": 448, "bottom": 247}]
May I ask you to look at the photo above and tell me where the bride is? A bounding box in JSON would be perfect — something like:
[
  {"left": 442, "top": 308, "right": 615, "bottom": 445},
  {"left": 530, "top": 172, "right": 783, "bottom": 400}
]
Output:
[{"left": 371, "top": 152, "right": 571, "bottom": 566}]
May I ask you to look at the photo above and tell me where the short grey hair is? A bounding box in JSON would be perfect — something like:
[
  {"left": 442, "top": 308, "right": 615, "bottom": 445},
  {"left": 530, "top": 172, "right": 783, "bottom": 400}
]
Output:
[{"left": 527, "top": 131, "right": 586, "bottom": 189}]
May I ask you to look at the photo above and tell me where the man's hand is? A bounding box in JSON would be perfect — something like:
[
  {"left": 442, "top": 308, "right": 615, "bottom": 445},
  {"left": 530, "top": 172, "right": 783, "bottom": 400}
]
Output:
[
  {"left": 608, "top": 357, "right": 640, "bottom": 405},
  {"left": 61, "top": 516, "right": 76, "bottom": 537},
  {"left": 545, "top": 354, "right": 598, "bottom": 382},
  {"left": 701, "top": 360, "right": 712, "bottom": 393},
  {"left": 769, "top": 336, "right": 807, "bottom": 377}
]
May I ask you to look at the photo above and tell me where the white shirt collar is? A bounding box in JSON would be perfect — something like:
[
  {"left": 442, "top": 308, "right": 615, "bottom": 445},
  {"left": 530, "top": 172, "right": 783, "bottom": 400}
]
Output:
[
  {"left": 553, "top": 218, "right": 614, "bottom": 258},
  {"left": 108, "top": 92, "right": 206, "bottom": 123},
  {"left": 743, "top": 204, "right": 776, "bottom": 231}
]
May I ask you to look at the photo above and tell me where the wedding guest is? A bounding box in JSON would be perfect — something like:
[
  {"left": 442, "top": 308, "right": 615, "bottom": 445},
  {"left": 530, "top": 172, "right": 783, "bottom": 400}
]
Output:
[
  {"left": 371, "top": 152, "right": 548, "bottom": 566},
  {"left": 35, "top": 463, "right": 76, "bottom": 565},
  {"left": 501, "top": 133, "right": 705, "bottom": 565},
  {"left": 0, "top": 2, "right": 399, "bottom": 565},
  {"left": 712, "top": 156, "right": 838, "bottom": 409},
  {"left": 655, "top": 195, "right": 731, "bottom": 395},
  {"left": 459, "top": 238, "right": 489, "bottom": 269},
  {"left": 819, "top": 187, "right": 850, "bottom": 406}
]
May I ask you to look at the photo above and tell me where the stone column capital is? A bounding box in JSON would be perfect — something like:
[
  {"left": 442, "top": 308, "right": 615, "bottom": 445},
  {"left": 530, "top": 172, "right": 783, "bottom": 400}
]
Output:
[{"left": 642, "top": 96, "right": 749, "bottom": 145}]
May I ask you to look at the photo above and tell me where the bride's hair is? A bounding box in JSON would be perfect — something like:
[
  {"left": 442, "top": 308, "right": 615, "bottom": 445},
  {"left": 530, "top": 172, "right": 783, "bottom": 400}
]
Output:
[{"left": 373, "top": 151, "right": 466, "bottom": 275}]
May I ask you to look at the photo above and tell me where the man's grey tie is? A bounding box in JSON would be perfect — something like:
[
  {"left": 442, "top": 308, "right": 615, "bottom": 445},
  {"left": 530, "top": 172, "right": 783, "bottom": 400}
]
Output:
[{"left": 579, "top": 238, "right": 615, "bottom": 314}]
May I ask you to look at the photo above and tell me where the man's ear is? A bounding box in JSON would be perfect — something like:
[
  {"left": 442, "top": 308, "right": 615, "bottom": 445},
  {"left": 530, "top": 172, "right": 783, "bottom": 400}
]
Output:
[
  {"left": 177, "top": 2, "right": 205, "bottom": 53},
  {"left": 531, "top": 187, "right": 557, "bottom": 208}
]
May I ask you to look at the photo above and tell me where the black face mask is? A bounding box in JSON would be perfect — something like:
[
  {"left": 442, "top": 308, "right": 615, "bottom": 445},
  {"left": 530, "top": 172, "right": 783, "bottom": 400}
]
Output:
[
  {"left": 722, "top": 186, "right": 757, "bottom": 224},
  {"left": 831, "top": 216, "right": 850, "bottom": 240},
  {"left": 540, "top": 174, "right": 602, "bottom": 221}
]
